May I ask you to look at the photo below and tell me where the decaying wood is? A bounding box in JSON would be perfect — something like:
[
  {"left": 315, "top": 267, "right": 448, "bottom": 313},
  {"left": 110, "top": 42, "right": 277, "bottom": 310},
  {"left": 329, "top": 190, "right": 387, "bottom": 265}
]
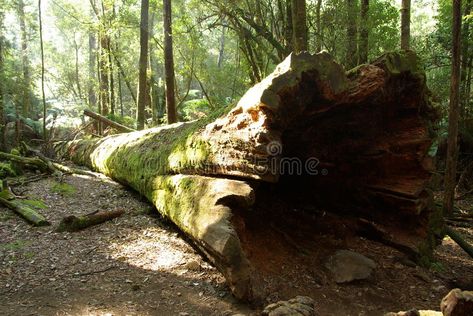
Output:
[
  {"left": 55, "top": 51, "right": 440, "bottom": 301},
  {"left": 446, "top": 226, "right": 473, "bottom": 259},
  {"left": 83, "top": 109, "right": 135, "bottom": 133},
  {"left": 56, "top": 209, "right": 125, "bottom": 232},
  {"left": 0, "top": 144, "right": 95, "bottom": 178},
  {"left": 0, "top": 196, "right": 50, "bottom": 226}
]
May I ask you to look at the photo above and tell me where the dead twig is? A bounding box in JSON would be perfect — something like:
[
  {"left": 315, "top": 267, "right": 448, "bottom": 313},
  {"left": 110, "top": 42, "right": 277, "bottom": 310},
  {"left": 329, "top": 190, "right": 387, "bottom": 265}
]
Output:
[{"left": 78, "top": 265, "right": 116, "bottom": 276}]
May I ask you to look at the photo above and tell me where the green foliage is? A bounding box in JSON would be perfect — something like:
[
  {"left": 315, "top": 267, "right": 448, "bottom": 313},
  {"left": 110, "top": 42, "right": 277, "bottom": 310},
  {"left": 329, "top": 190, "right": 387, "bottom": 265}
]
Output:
[
  {"left": 51, "top": 182, "right": 76, "bottom": 196},
  {"left": 179, "top": 98, "right": 210, "bottom": 121},
  {"left": 107, "top": 113, "right": 136, "bottom": 128}
]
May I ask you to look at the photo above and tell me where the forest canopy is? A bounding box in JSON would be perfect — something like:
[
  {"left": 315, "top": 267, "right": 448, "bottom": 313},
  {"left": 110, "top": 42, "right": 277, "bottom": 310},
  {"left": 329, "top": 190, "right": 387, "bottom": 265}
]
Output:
[{"left": 0, "top": 0, "right": 456, "bottom": 140}]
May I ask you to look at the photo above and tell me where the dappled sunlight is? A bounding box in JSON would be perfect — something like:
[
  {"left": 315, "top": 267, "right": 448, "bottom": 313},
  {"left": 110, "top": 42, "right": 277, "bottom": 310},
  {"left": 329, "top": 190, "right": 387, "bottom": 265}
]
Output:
[{"left": 107, "top": 227, "right": 194, "bottom": 272}]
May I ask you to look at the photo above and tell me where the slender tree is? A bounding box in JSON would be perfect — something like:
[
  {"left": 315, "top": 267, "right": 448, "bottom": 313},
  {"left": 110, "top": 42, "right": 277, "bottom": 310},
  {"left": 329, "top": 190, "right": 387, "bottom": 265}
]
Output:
[
  {"left": 39, "top": 0, "right": 47, "bottom": 140},
  {"left": 315, "top": 0, "right": 322, "bottom": 52},
  {"left": 137, "top": 0, "right": 149, "bottom": 130},
  {"left": 460, "top": 0, "right": 472, "bottom": 118},
  {"left": 346, "top": 0, "right": 358, "bottom": 68},
  {"left": 217, "top": 21, "right": 226, "bottom": 67},
  {"left": 163, "top": 0, "right": 177, "bottom": 124},
  {"left": 88, "top": 21, "right": 97, "bottom": 109},
  {"left": 359, "top": 0, "right": 369, "bottom": 63},
  {"left": 400, "top": 0, "right": 411, "bottom": 49},
  {"left": 291, "top": 0, "right": 308, "bottom": 53},
  {"left": 443, "top": 0, "right": 462, "bottom": 216},
  {"left": 0, "top": 9, "right": 5, "bottom": 150},
  {"left": 18, "top": 0, "right": 31, "bottom": 117}
]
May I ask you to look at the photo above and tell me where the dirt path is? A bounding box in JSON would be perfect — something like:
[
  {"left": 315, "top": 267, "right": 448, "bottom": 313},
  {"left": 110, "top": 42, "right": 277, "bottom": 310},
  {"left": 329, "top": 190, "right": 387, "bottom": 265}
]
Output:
[
  {"left": 1, "top": 172, "right": 473, "bottom": 316},
  {"left": 0, "top": 173, "right": 252, "bottom": 316}
]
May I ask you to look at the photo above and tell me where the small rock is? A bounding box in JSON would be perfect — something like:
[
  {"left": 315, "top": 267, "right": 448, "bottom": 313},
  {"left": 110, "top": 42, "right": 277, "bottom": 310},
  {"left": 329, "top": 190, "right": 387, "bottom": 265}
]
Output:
[
  {"left": 325, "top": 250, "right": 376, "bottom": 283},
  {"left": 262, "top": 296, "right": 315, "bottom": 316},
  {"left": 184, "top": 260, "right": 201, "bottom": 271},
  {"left": 441, "top": 288, "right": 473, "bottom": 316}
]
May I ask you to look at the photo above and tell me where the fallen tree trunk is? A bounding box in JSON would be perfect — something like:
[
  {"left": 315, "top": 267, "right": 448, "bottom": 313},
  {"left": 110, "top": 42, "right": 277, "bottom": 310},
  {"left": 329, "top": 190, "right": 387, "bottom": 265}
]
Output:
[
  {"left": 0, "top": 197, "right": 50, "bottom": 226},
  {"left": 55, "top": 51, "right": 441, "bottom": 302},
  {"left": 56, "top": 209, "right": 125, "bottom": 232},
  {"left": 83, "top": 109, "right": 135, "bottom": 133}
]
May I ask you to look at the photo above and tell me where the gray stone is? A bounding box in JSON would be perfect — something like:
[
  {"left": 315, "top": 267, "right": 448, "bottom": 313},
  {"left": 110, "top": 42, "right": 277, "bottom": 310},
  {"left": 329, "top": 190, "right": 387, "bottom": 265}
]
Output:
[{"left": 325, "top": 250, "right": 376, "bottom": 283}]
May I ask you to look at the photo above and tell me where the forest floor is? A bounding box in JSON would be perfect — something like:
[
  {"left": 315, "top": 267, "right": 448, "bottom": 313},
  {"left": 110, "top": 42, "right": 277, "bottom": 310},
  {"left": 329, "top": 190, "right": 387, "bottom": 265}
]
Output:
[{"left": 0, "top": 170, "right": 473, "bottom": 316}]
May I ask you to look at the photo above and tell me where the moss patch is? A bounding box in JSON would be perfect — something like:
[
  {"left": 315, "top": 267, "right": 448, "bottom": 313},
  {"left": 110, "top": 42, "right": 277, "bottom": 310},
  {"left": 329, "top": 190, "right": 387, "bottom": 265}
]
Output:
[
  {"left": 22, "top": 199, "right": 48, "bottom": 210},
  {"left": 51, "top": 182, "right": 76, "bottom": 197}
]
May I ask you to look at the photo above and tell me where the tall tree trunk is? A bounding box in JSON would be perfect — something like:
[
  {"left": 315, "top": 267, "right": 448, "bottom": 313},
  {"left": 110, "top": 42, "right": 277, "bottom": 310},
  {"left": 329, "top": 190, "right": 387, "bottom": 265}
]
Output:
[
  {"left": 163, "top": 0, "right": 177, "bottom": 124},
  {"left": 461, "top": 0, "right": 472, "bottom": 119},
  {"left": 118, "top": 70, "right": 124, "bottom": 117},
  {"left": 18, "top": 0, "right": 31, "bottom": 118},
  {"left": 39, "top": 0, "right": 47, "bottom": 140},
  {"left": 443, "top": 0, "right": 462, "bottom": 216},
  {"left": 88, "top": 28, "right": 97, "bottom": 109},
  {"left": 137, "top": 0, "right": 149, "bottom": 130},
  {"left": 99, "top": 34, "right": 109, "bottom": 118},
  {"left": 149, "top": 12, "right": 159, "bottom": 125},
  {"left": 74, "top": 37, "right": 82, "bottom": 100},
  {"left": 108, "top": 42, "right": 115, "bottom": 115},
  {"left": 358, "top": 0, "right": 369, "bottom": 64},
  {"left": 401, "top": 0, "right": 411, "bottom": 50},
  {"left": 98, "top": 0, "right": 110, "bottom": 121},
  {"left": 285, "top": 0, "right": 293, "bottom": 52},
  {"left": 315, "top": 0, "right": 322, "bottom": 52},
  {"left": 346, "top": 0, "right": 358, "bottom": 68},
  {"left": 291, "top": 0, "right": 308, "bottom": 53},
  {"left": 217, "top": 22, "right": 226, "bottom": 67},
  {"left": 0, "top": 11, "right": 5, "bottom": 151}
]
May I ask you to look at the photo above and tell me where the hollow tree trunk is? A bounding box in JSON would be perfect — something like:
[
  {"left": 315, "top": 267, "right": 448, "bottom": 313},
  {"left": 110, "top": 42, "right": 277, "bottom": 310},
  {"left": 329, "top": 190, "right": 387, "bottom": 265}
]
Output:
[{"left": 55, "top": 51, "right": 440, "bottom": 303}]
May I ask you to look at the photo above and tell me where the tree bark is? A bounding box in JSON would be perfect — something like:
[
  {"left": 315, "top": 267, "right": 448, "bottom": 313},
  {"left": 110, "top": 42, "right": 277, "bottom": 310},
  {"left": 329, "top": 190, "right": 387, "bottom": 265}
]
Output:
[
  {"left": 443, "top": 0, "right": 462, "bottom": 216},
  {"left": 55, "top": 51, "right": 439, "bottom": 302},
  {"left": 315, "top": 0, "right": 322, "bottom": 52},
  {"left": 461, "top": 0, "right": 472, "bottom": 119},
  {"left": 346, "top": 0, "right": 358, "bottom": 68},
  {"left": 0, "top": 197, "right": 50, "bottom": 226},
  {"left": 163, "top": 0, "right": 177, "bottom": 124},
  {"left": 401, "top": 0, "right": 411, "bottom": 50},
  {"left": 39, "top": 0, "right": 47, "bottom": 140},
  {"left": 0, "top": 11, "right": 5, "bottom": 151},
  {"left": 137, "top": 0, "right": 149, "bottom": 130},
  {"left": 18, "top": 0, "right": 31, "bottom": 118},
  {"left": 291, "top": 0, "right": 308, "bottom": 53},
  {"left": 57, "top": 209, "right": 124, "bottom": 232},
  {"left": 359, "top": 0, "right": 369, "bottom": 63},
  {"left": 88, "top": 23, "right": 97, "bottom": 109}
]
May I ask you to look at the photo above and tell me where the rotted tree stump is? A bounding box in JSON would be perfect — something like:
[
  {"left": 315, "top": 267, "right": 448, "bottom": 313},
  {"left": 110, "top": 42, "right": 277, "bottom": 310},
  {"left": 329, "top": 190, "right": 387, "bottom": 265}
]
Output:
[{"left": 55, "top": 51, "right": 440, "bottom": 302}]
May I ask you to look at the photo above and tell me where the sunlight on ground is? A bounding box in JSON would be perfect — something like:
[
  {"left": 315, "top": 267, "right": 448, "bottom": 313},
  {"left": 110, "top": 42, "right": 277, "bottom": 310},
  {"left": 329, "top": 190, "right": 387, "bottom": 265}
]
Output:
[{"left": 107, "top": 227, "right": 191, "bottom": 271}]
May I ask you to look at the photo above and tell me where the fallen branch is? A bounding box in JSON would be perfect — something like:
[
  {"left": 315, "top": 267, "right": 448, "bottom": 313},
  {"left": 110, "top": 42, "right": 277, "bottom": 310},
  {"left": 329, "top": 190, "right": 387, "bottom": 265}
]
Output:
[
  {"left": 0, "top": 152, "right": 52, "bottom": 174},
  {"left": 446, "top": 225, "right": 473, "bottom": 259},
  {"left": 84, "top": 109, "right": 135, "bottom": 133},
  {"left": 78, "top": 265, "right": 116, "bottom": 276},
  {"left": 56, "top": 209, "right": 125, "bottom": 232},
  {"left": 0, "top": 197, "right": 50, "bottom": 226}
]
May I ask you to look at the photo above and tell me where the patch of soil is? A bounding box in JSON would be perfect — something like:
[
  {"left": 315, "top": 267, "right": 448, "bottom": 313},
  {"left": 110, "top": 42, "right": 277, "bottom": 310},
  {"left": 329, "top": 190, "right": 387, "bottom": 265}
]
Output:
[
  {"left": 1, "top": 172, "right": 472, "bottom": 316},
  {"left": 0, "top": 173, "right": 251, "bottom": 316}
]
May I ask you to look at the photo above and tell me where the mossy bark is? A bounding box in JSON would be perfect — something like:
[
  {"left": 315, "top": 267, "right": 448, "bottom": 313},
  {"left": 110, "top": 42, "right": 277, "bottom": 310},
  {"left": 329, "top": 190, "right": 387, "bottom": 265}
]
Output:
[
  {"left": 55, "top": 51, "right": 440, "bottom": 301},
  {"left": 57, "top": 209, "right": 125, "bottom": 232},
  {"left": 0, "top": 197, "right": 50, "bottom": 226}
]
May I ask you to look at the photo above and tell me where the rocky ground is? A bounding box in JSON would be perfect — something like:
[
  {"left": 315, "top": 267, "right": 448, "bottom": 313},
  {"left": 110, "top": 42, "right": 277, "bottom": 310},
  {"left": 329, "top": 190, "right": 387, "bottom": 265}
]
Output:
[{"left": 1, "top": 170, "right": 472, "bottom": 316}]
